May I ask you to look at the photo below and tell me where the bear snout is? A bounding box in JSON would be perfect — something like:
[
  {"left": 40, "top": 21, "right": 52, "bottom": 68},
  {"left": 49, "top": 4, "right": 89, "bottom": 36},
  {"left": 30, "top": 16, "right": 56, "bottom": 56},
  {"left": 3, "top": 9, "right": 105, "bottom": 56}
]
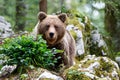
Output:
[
  {"left": 49, "top": 32, "right": 54, "bottom": 38},
  {"left": 45, "top": 32, "right": 57, "bottom": 45}
]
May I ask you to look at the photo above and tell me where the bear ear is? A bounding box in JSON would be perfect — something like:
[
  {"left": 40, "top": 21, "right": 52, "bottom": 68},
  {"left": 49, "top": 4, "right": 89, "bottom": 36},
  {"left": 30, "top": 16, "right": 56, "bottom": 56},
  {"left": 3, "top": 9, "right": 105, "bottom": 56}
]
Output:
[
  {"left": 38, "top": 12, "right": 47, "bottom": 21},
  {"left": 58, "top": 13, "right": 67, "bottom": 23}
]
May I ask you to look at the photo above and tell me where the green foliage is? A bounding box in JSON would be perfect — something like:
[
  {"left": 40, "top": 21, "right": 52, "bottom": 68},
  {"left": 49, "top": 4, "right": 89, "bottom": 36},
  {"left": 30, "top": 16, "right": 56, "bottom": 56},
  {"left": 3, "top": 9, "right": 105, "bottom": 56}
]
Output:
[
  {"left": 89, "top": 42, "right": 108, "bottom": 56},
  {"left": 116, "top": 52, "right": 120, "bottom": 56},
  {"left": 20, "top": 73, "right": 28, "bottom": 80},
  {"left": 0, "top": 35, "right": 60, "bottom": 71}
]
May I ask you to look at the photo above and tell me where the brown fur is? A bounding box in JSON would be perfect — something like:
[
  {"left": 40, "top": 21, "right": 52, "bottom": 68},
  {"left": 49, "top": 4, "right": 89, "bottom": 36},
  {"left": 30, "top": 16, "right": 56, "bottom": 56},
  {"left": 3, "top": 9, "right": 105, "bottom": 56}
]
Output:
[{"left": 34, "top": 12, "right": 76, "bottom": 68}]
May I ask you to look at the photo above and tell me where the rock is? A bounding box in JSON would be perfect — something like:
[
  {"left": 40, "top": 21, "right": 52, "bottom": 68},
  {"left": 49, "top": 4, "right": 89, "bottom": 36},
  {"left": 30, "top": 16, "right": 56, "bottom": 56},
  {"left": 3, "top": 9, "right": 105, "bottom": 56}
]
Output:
[
  {"left": 66, "top": 25, "right": 85, "bottom": 56},
  {"left": 64, "top": 55, "right": 120, "bottom": 80},
  {"left": 0, "top": 54, "right": 7, "bottom": 65},
  {"left": 74, "top": 27, "right": 85, "bottom": 56},
  {"left": 0, "top": 68, "right": 64, "bottom": 80},
  {"left": 90, "top": 30, "right": 108, "bottom": 56},
  {"left": 37, "top": 70, "right": 63, "bottom": 80},
  {"left": 0, "top": 16, "right": 14, "bottom": 39},
  {"left": 0, "top": 65, "right": 17, "bottom": 77},
  {"left": 115, "top": 56, "right": 120, "bottom": 66}
]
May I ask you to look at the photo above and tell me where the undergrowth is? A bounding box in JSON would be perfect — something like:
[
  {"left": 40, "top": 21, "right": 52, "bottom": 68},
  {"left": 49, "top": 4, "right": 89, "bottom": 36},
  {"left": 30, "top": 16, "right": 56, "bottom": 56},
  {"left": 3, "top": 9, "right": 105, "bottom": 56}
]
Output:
[{"left": 0, "top": 35, "right": 62, "bottom": 73}]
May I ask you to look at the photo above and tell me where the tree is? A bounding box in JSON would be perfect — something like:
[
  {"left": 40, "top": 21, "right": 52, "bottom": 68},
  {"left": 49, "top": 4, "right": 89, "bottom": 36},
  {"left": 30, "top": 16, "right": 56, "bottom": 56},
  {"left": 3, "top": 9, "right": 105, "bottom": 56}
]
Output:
[
  {"left": 39, "top": 0, "right": 47, "bottom": 13},
  {"left": 105, "top": 0, "right": 120, "bottom": 52},
  {"left": 60, "top": 0, "right": 64, "bottom": 9},
  {"left": 15, "top": 0, "right": 26, "bottom": 31},
  {"left": 3, "top": 0, "right": 9, "bottom": 15}
]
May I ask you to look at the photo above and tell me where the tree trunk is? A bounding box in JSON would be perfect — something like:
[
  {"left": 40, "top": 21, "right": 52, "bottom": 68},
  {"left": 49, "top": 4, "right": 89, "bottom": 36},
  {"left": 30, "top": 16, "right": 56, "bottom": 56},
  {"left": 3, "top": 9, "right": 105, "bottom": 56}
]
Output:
[
  {"left": 60, "top": 0, "right": 64, "bottom": 8},
  {"left": 3, "top": 0, "right": 9, "bottom": 15},
  {"left": 15, "top": 0, "right": 26, "bottom": 31},
  {"left": 105, "top": 1, "right": 120, "bottom": 52},
  {"left": 39, "top": 0, "right": 47, "bottom": 13},
  {"left": 105, "top": 3, "right": 117, "bottom": 37}
]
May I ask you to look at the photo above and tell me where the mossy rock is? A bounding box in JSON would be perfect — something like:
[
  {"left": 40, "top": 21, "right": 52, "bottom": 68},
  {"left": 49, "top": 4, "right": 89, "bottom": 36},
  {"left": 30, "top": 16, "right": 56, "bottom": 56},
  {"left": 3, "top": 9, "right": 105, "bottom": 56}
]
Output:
[
  {"left": 64, "top": 55, "right": 120, "bottom": 80},
  {"left": 39, "top": 78, "right": 54, "bottom": 80},
  {"left": 65, "top": 69, "right": 91, "bottom": 80}
]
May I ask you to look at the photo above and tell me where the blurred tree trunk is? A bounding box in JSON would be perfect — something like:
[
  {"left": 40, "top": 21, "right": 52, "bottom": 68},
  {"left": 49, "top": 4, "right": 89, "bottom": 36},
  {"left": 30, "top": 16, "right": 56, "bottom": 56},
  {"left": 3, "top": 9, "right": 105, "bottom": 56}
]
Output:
[
  {"left": 15, "top": 0, "right": 26, "bottom": 31},
  {"left": 39, "top": 0, "right": 47, "bottom": 13},
  {"left": 105, "top": 1, "right": 120, "bottom": 52},
  {"left": 60, "top": 0, "right": 64, "bottom": 8},
  {"left": 3, "top": 0, "right": 9, "bottom": 15}
]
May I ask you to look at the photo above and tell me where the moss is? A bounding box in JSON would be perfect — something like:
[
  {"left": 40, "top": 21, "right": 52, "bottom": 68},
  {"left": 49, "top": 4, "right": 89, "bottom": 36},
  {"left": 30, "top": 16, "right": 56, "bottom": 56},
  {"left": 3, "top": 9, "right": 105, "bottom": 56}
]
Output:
[
  {"left": 40, "top": 78, "right": 54, "bottom": 80},
  {"left": 94, "top": 68, "right": 108, "bottom": 77},
  {"left": 99, "top": 58, "right": 114, "bottom": 72},
  {"left": 67, "top": 17, "right": 83, "bottom": 31},
  {"left": 67, "top": 64, "right": 79, "bottom": 71},
  {"left": 89, "top": 42, "right": 108, "bottom": 56},
  {"left": 66, "top": 69, "right": 91, "bottom": 80},
  {"left": 76, "top": 54, "right": 85, "bottom": 61},
  {"left": 81, "top": 59, "right": 95, "bottom": 68},
  {"left": 63, "top": 64, "right": 91, "bottom": 80},
  {"left": 97, "top": 78, "right": 108, "bottom": 80},
  {"left": 70, "top": 30, "right": 77, "bottom": 40},
  {"left": 111, "top": 78, "right": 118, "bottom": 80},
  {"left": 94, "top": 57, "right": 117, "bottom": 79},
  {"left": 117, "top": 70, "right": 120, "bottom": 79},
  {"left": 65, "top": 56, "right": 120, "bottom": 80}
]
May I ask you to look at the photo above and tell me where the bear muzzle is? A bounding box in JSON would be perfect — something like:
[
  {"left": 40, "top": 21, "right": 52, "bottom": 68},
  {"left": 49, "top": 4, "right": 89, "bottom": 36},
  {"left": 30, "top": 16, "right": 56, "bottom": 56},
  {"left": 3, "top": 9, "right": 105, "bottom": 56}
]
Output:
[
  {"left": 45, "top": 33, "right": 57, "bottom": 45},
  {"left": 47, "top": 38, "right": 57, "bottom": 45},
  {"left": 49, "top": 32, "right": 54, "bottom": 38}
]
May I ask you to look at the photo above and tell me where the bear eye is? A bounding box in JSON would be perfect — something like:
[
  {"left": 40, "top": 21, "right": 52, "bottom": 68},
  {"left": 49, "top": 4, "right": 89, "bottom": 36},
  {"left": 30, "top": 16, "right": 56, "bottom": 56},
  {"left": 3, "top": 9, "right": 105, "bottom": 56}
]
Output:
[
  {"left": 46, "top": 25, "right": 50, "bottom": 28},
  {"left": 55, "top": 25, "right": 59, "bottom": 28}
]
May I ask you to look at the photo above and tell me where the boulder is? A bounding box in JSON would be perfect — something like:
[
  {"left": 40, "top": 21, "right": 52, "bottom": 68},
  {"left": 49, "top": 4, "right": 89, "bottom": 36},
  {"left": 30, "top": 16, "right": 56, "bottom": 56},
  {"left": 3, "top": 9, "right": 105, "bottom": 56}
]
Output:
[
  {"left": 115, "top": 56, "right": 120, "bottom": 66},
  {"left": 0, "top": 65, "right": 16, "bottom": 78},
  {"left": 0, "top": 16, "right": 14, "bottom": 39},
  {"left": 37, "top": 70, "right": 63, "bottom": 80},
  {"left": 64, "top": 55, "right": 120, "bottom": 80},
  {"left": 66, "top": 24, "right": 85, "bottom": 56},
  {"left": 90, "top": 30, "right": 108, "bottom": 56}
]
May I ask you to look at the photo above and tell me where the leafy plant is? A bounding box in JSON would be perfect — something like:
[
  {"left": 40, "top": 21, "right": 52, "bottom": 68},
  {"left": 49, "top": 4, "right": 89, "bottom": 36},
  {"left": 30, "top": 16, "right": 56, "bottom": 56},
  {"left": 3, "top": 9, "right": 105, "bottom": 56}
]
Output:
[{"left": 0, "top": 35, "right": 61, "bottom": 72}]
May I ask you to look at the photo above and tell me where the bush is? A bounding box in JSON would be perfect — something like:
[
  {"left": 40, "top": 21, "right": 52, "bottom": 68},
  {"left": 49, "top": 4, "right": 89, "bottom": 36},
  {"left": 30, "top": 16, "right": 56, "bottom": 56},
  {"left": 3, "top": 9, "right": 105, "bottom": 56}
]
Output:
[{"left": 0, "top": 35, "right": 61, "bottom": 71}]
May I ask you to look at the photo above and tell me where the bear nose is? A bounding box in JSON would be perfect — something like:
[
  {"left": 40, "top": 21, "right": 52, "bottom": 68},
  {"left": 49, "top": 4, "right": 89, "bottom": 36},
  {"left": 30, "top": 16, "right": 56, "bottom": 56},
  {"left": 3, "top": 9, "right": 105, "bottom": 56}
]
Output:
[{"left": 49, "top": 32, "right": 54, "bottom": 38}]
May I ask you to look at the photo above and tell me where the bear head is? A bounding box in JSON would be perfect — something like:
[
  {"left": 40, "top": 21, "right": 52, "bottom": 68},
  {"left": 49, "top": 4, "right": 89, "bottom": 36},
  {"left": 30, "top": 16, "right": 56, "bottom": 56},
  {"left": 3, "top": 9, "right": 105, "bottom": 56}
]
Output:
[{"left": 37, "top": 12, "right": 67, "bottom": 46}]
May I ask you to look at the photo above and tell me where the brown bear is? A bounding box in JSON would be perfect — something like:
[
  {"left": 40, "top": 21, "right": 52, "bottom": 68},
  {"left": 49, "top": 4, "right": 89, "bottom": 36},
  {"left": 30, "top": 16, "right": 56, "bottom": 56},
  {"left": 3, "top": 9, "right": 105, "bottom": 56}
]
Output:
[{"left": 34, "top": 12, "right": 76, "bottom": 68}]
